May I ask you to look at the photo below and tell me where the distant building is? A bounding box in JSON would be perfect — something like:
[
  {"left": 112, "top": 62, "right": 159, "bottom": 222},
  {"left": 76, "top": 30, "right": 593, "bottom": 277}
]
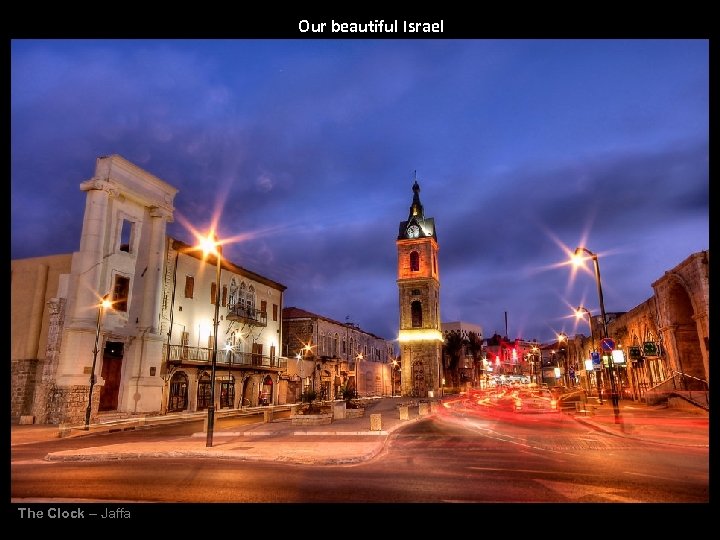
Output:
[
  {"left": 282, "top": 307, "right": 395, "bottom": 402},
  {"left": 441, "top": 321, "right": 484, "bottom": 388}
]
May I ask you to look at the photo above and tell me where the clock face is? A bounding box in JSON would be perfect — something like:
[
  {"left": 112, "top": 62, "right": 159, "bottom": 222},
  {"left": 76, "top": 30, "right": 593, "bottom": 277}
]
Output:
[{"left": 407, "top": 225, "right": 420, "bottom": 238}]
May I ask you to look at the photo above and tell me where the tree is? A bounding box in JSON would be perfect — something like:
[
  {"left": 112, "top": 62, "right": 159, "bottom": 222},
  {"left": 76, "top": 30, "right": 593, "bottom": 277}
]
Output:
[
  {"left": 443, "top": 330, "right": 466, "bottom": 389},
  {"left": 466, "top": 331, "right": 484, "bottom": 385}
]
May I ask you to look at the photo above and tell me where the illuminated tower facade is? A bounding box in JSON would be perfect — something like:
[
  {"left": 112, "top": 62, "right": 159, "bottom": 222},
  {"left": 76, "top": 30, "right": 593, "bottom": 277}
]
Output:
[{"left": 396, "top": 179, "right": 443, "bottom": 397}]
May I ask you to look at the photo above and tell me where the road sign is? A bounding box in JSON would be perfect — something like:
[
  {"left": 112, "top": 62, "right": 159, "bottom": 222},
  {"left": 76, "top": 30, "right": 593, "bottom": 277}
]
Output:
[
  {"left": 643, "top": 342, "right": 658, "bottom": 356},
  {"left": 591, "top": 351, "right": 601, "bottom": 369},
  {"left": 600, "top": 338, "right": 615, "bottom": 351}
]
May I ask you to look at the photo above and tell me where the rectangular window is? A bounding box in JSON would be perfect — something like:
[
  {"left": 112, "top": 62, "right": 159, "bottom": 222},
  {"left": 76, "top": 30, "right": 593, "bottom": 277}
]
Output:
[
  {"left": 119, "top": 219, "right": 133, "bottom": 253},
  {"left": 273, "top": 303, "right": 278, "bottom": 322},
  {"left": 211, "top": 282, "right": 218, "bottom": 304},
  {"left": 261, "top": 300, "right": 267, "bottom": 316},
  {"left": 112, "top": 275, "right": 130, "bottom": 312},
  {"left": 252, "top": 343, "right": 263, "bottom": 365},
  {"left": 184, "top": 276, "right": 194, "bottom": 299},
  {"left": 222, "top": 285, "right": 227, "bottom": 307},
  {"left": 181, "top": 331, "right": 189, "bottom": 359}
]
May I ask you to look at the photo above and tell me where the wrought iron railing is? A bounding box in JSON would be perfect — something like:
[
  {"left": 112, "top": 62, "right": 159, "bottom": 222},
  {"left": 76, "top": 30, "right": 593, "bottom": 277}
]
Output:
[
  {"left": 226, "top": 304, "right": 267, "bottom": 326},
  {"left": 164, "top": 344, "right": 286, "bottom": 370}
]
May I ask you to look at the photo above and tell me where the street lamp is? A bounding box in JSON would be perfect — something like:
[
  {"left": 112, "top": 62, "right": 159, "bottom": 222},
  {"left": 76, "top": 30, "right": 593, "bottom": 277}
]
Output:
[
  {"left": 557, "top": 332, "right": 569, "bottom": 387},
  {"left": 572, "top": 247, "right": 619, "bottom": 421},
  {"left": 201, "top": 232, "right": 223, "bottom": 447},
  {"left": 531, "top": 341, "right": 541, "bottom": 386},
  {"left": 85, "top": 295, "right": 112, "bottom": 430},
  {"left": 355, "top": 353, "right": 363, "bottom": 396},
  {"left": 391, "top": 359, "right": 399, "bottom": 396},
  {"left": 576, "top": 306, "right": 602, "bottom": 402}
]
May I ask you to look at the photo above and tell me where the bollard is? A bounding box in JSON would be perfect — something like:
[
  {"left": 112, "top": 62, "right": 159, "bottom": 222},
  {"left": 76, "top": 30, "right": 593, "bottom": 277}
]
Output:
[
  {"left": 370, "top": 413, "right": 382, "bottom": 431},
  {"left": 264, "top": 408, "right": 274, "bottom": 423},
  {"left": 418, "top": 402, "right": 430, "bottom": 416},
  {"left": 333, "top": 401, "right": 347, "bottom": 419},
  {"left": 399, "top": 405, "right": 409, "bottom": 420}
]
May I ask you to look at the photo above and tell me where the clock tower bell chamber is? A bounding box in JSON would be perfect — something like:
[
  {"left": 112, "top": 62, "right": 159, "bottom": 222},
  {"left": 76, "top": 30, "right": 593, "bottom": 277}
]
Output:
[{"left": 396, "top": 179, "right": 443, "bottom": 398}]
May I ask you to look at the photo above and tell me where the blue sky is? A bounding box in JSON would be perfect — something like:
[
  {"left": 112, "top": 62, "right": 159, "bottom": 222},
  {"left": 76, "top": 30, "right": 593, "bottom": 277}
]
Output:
[{"left": 10, "top": 38, "right": 709, "bottom": 344}]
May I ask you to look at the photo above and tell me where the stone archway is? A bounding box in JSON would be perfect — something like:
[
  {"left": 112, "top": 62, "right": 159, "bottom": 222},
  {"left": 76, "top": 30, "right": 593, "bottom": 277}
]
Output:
[
  {"left": 667, "top": 282, "right": 704, "bottom": 380},
  {"left": 652, "top": 251, "right": 709, "bottom": 385}
]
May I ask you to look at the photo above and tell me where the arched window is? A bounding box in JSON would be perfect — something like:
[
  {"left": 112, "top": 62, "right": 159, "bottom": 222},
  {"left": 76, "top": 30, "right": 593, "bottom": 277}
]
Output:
[
  {"left": 247, "top": 285, "right": 256, "bottom": 314},
  {"left": 410, "top": 251, "right": 420, "bottom": 272},
  {"left": 411, "top": 300, "right": 423, "bottom": 327},
  {"left": 333, "top": 333, "right": 339, "bottom": 356},
  {"left": 238, "top": 282, "right": 247, "bottom": 313},
  {"left": 228, "top": 278, "right": 238, "bottom": 307}
]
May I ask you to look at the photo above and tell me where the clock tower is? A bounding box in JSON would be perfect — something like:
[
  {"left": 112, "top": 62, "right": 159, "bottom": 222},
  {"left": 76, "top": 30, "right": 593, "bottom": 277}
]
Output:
[{"left": 396, "top": 179, "right": 443, "bottom": 397}]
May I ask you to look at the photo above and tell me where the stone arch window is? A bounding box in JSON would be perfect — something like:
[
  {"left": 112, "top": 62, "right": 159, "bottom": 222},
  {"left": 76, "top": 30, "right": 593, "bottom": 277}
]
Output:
[
  {"left": 247, "top": 285, "right": 256, "bottom": 314},
  {"left": 411, "top": 300, "right": 423, "bottom": 327},
  {"left": 238, "top": 282, "right": 247, "bottom": 312},
  {"left": 410, "top": 251, "right": 420, "bottom": 272},
  {"left": 228, "top": 278, "right": 238, "bottom": 308},
  {"left": 333, "top": 333, "right": 339, "bottom": 357}
]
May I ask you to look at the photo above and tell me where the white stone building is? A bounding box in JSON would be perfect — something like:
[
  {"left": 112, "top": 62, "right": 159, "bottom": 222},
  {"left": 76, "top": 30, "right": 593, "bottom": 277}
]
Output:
[{"left": 11, "top": 155, "right": 287, "bottom": 424}]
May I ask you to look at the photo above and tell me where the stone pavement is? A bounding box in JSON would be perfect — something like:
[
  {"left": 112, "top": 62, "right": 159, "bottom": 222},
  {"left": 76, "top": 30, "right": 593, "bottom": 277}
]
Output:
[{"left": 11, "top": 396, "right": 708, "bottom": 465}]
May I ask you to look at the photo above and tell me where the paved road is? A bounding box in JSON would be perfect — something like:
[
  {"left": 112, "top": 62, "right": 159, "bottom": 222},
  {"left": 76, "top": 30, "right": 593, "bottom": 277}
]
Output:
[{"left": 11, "top": 395, "right": 708, "bottom": 465}]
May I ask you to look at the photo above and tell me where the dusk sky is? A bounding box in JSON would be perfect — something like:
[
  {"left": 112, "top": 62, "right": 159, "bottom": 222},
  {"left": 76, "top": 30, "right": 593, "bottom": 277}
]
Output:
[{"left": 10, "top": 38, "right": 709, "bottom": 345}]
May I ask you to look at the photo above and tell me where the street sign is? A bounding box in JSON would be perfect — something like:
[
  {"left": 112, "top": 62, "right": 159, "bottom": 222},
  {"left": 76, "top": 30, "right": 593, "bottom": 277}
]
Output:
[
  {"left": 643, "top": 341, "right": 658, "bottom": 356},
  {"left": 591, "top": 351, "right": 601, "bottom": 369},
  {"left": 600, "top": 338, "right": 615, "bottom": 351}
]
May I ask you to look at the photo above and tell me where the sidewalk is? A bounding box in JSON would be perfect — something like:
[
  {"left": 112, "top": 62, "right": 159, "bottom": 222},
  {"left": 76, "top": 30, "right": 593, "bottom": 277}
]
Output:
[
  {"left": 570, "top": 398, "right": 709, "bottom": 448},
  {"left": 11, "top": 396, "right": 708, "bottom": 465}
]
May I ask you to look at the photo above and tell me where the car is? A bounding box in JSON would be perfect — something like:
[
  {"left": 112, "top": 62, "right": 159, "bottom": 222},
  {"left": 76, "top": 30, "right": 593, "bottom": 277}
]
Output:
[{"left": 513, "top": 388, "right": 558, "bottom": 413}]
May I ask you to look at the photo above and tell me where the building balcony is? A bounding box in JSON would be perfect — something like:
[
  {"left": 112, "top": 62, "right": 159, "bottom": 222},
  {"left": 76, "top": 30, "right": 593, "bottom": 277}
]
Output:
[
  {"left": 226, "top": 304, "right": 267, "bottom": 326},
  {"left": 164, "top": 344, "right": 286, "bottom": 371}
]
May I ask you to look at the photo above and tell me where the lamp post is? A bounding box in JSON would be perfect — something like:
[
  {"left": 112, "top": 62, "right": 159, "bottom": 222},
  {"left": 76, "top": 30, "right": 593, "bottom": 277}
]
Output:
[
  {"left": 557, "top": 332, "right": 569, "bottom": 386},
  {"left": 201, "top": 233, "right": 223, "bottom": 447},
  {"left": 575, "top": 306, "right": 602, "bottom": 402},
  {"left": 85, "top": 295, "right": 112, "bottom": 430},
  {"left": 391, "top": 359, "right": 399, "bottom": 396},
  {"left": 573, "top": 247, "right": 619, "bottom": 421},
  {"left": 531, "top": 341, "right": 541, "bottom": 386},
  {"left": 355, "top": 353, "right": 363, "bottom": 397}
]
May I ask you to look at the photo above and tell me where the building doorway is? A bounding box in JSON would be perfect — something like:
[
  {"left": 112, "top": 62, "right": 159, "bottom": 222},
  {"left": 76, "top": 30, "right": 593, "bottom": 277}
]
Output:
[
  {"left": 168, "top": 371, "right": 188, "bottom": 412},
  {"left": 99, "top": 341, "right": 124, "bottom": 411},
  {"left": 220, "top": 376, "right": 235, "bottom": 409},
  {"left": 197, "top": 373, "right": 211, "bottom": 410}
]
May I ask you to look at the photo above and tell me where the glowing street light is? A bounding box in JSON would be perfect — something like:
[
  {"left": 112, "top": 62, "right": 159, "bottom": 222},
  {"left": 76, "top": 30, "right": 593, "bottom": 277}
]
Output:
[
  {"left": 391, "top": 359, "right": 399, "bottom": 396},
  {"left": 576, "top": 305, "right": 602, "bottom": 403},
  {"left": 201, "top": 232, "right": 223, "bottom": 447},
  {"left": 572, "top": 246, "right": 619, "bottom": 421},
  {"left": 531, "top": 341, "right": 542, "bottom": 386},
  {"left": 85, "top": 295, "right": 112, "bottom": 430},
  {"left": 355, "top": 353, "right": 364, "bottom": 396},
  {"left": 557, "top": 332, "right": 569, "bottom": 386}
]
